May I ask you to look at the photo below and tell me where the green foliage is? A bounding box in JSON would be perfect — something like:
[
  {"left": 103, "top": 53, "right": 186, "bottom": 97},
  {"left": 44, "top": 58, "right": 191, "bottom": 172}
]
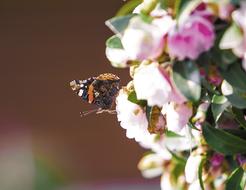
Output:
[
  {"left": 173, "top": 60, "right": 201, "bottom": 102},
  {"left": 34, "top": 159, "right": 65, "bottom": 190},
  {"left": 116, "top": 0, "right": 142, "bottom": 16},
  {"left": 169, "top": 149, "right": 186, "bottom": 165},
  {"left": 222, "top": 80, "right": 246, "bottom": 109},
  {"left": 177, "top": 0, "right": 201, "bottom": 22},
  {"left": 220, "top": 63, "right": 246, "bottom": 91},
  {"left": 165, "top": 130, "right": 183, "bottom": 138},
  {"left": 159, "top": 0, "right": 175, "bottom": 10},
  {"left": 211, "top": 95, "right": 230, "bottom": 122},
  {"left": 105, "top": 14, "right": 136, "bottom": 34},
  {"left": 128, "top": 90, "right": 147, "bottom": 106},
  {"left": 202, "top": 123, "right": 246, "bottom": 155},
  {"left": 232, "top": 107, "right": 246, "bottom": 129},
  {"left": 106, "top": 35, "right": 123, "bottom": 49},
  {"left": 198, "top": 157, "right": 205, "bottom": 190},
  {"left": 225, "top": 167, "right": 245, "bottom": 190}
]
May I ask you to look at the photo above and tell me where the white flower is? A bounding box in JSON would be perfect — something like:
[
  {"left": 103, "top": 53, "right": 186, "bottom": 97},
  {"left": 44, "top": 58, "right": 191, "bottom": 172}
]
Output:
[
  {"left": 161, "top": 174, "right": 179, "bottom": 190},
  {"left": 225, "top": 2, "right": 246, "bottom": 72},
  {"left": 140, "top": 127, "right": 200, "bottom": 155},
  {"left": 162, "top": 102, "right": 193, "bottom": 133},
  {"left": 133, "top": 63, "right": 173, "bottom": 107},
  {"left": 139, "top": 134, "right": 172, "bottom": 160},
  {"left": 188, "top": 180, "right": 202, "bottom": 190},
  {"left": 105, "top": 47, "right": 129, "bottom": 68},
  {"left": 138, "top": 153, "right": 164, "bottom": 178},
  {"left": 121, "top": 17, "right": 164, "bottom": 61},
  {"left": 232, "top": 2, "right": 246, "bottom": 32},
  {"left": 152, "top": 14, "right": 176, "bottom": 36},
  {"left": 185, "top": 154, "right": 203, "bottom": 183},
  {"left": 221, "top": 80, "right": 233, "bottom": 96},
  {"left": 116, "top": 89, "right": 150, "bottom": 142},
  {"left": 134, "top": 3, "right": 175, "bottom": 35}
]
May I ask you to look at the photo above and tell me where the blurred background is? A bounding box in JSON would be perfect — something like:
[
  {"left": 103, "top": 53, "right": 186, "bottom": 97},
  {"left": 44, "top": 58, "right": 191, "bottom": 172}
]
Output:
[{"left": 0, "top": 0, "right": 160, "bottom": 189}]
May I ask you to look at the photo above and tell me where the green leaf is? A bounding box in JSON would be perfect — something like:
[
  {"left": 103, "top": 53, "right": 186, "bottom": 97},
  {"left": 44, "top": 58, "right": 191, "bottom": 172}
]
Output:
[
  {"left": 220, "top": 63, "right": 246, "bottom": 91},
  {"left": 232, "top": 107, "right": 246, "bottom": 129},
  {"left": 226, "top": 167, "right": 244, "bottom": 190},
  {"left": 128, "top": 90, "right": 147, "bottom": 106},
  {"left": 177, "top": 0, "right": 201, "bottom": 22},
  {"left": 173, "top": 60, "right": 201, "bottom": 102},
  {"left": 211, "top": 23, "right": 238, "bottom": 69},
  {"left": 220, "top": 23, "right": 243, "bottom": 50},
  {"left": 211, "top": 49, "right": 238, "bottom": 69},
  {"left": 106, "top": 35, "right": 123, "bottom": 49},
  {"left": 224, "top": 129, "right": 246, "bottom": 140},
  {"left": 116, "top": 0, "right": 142, "bottom": 16},
  {"left": 105, "top": 14, "right": 136, "bottom": 34},
  {"left": 165, "top": 130, "right": 183, "bottom": 138},
  {"left": 188, "top": 122, "right": 200, "bottom": 131},
  {"left": 168, "top": 149, "right": 186, "bottom": 165},
  {"left": 159, "top": 0, "right": 175, "bottom": 9},
  {"left": 201, "top": 78, "right": 221, "bottom": 96},
  {"left": 230, "top": 0, "right": 240, "bottom": 7},
  {"left": 198, "top": 157, "right": 206, "bottom": 190},
  {"left": 35, "top": 159, "right": 65, "bottom": 190},
  {"left": 231, "top": 0, "right": 241, "bottom": 6},
  {"left": 221, "top": 80, "right": 246, "bottom": 109},
  {"left": 139, "top": 0, "right": 158, "bottom": 15},
  {"left": 202, "top": 123, "right": 246, "bottom": 155},
  {"left": 211, "top": 95, "right": 230, "bottom": 122},
  {"left": 170, "top": 162, "right": 185, "bottom": 184}
]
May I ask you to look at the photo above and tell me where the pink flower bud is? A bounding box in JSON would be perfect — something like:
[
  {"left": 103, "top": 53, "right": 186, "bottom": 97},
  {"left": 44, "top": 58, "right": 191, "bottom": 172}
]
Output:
[{"left": 168, "top": 16, "right": 215, "bottom": 60}]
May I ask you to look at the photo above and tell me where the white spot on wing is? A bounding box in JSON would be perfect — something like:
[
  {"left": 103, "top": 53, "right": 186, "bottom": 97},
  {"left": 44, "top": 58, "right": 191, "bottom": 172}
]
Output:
[{"left": 78, "top": 89, "right": 83, "bottom": 96}]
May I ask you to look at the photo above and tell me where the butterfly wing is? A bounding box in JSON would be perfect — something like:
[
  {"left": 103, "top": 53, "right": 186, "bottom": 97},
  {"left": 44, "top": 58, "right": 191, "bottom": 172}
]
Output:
[
  {"left": 70, "top": 77, "right": 96, "bottom": 103},
  {"left": 91, "top": 73, "right": 120, "bottom": 109},
  {"left": 70, "top": 73, "right": 120, "bottom": 110}
]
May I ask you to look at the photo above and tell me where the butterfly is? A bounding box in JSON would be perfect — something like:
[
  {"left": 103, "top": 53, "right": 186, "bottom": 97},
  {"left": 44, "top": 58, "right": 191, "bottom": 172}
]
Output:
[{"left": 70, "top": 73, "right": 120, "bottom": 116}]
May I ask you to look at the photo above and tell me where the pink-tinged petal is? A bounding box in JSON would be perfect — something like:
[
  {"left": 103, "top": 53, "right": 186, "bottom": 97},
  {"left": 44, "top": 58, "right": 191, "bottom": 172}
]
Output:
[
  {"left": 243, "top": 53, "right": 246, "bottom": 72},
  {"left": 133, "top": 63, "right": 173, "bottom": 107},
  {"left": 232, "top": 2, "right": 246, "bottom": 32},
  {"left": 168, "top": 16, "right": 215, "bottom": 60},
  {"left": 230, "top": 2, "right": 246, "bottom": 60},
  {"left": 218, "top": 1, "right": 234, "bottom": 20},
  {"left": 163, "top": 102, "right": 193, "bottom": 133},
  {"left": 192, "top": 2, "right": 214, "bottom": 21}
]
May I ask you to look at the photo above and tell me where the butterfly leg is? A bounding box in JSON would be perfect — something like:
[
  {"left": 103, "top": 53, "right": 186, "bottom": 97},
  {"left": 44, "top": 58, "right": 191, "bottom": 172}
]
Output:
[
  {"left": 106, "top": 110, "right": 117, "bottom": 114},
  {"left": 96, "top": 109, "right": 116, "bottom": 115}
]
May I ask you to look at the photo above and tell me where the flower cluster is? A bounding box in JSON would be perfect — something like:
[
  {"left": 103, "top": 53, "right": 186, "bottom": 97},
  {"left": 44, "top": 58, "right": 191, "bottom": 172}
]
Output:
[{"left": 105, "top": 0, "right": 246, "bottom": 189}]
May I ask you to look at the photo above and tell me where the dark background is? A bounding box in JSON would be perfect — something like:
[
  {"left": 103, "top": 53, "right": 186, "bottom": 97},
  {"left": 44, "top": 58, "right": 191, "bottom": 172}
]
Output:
[{"left": 0, "top": 0, "right": 148, "bottom": 186}]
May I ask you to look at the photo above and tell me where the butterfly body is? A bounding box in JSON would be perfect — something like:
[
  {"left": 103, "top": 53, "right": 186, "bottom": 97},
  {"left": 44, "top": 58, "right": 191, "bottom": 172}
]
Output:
[{"left": 70, "top": 73, "right": 120, "bottom": 111}]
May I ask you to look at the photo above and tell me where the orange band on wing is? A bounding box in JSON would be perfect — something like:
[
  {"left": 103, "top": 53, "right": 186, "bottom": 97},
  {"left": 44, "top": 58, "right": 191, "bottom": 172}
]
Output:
[{"left": 88, "top": 84, "right": 94, "bottom": 103}]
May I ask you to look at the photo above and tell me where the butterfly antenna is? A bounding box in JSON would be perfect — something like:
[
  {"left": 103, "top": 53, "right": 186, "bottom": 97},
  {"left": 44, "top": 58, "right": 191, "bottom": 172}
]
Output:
[{"left": 80, "top": 109, "right": 98, "bottom": 117}]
